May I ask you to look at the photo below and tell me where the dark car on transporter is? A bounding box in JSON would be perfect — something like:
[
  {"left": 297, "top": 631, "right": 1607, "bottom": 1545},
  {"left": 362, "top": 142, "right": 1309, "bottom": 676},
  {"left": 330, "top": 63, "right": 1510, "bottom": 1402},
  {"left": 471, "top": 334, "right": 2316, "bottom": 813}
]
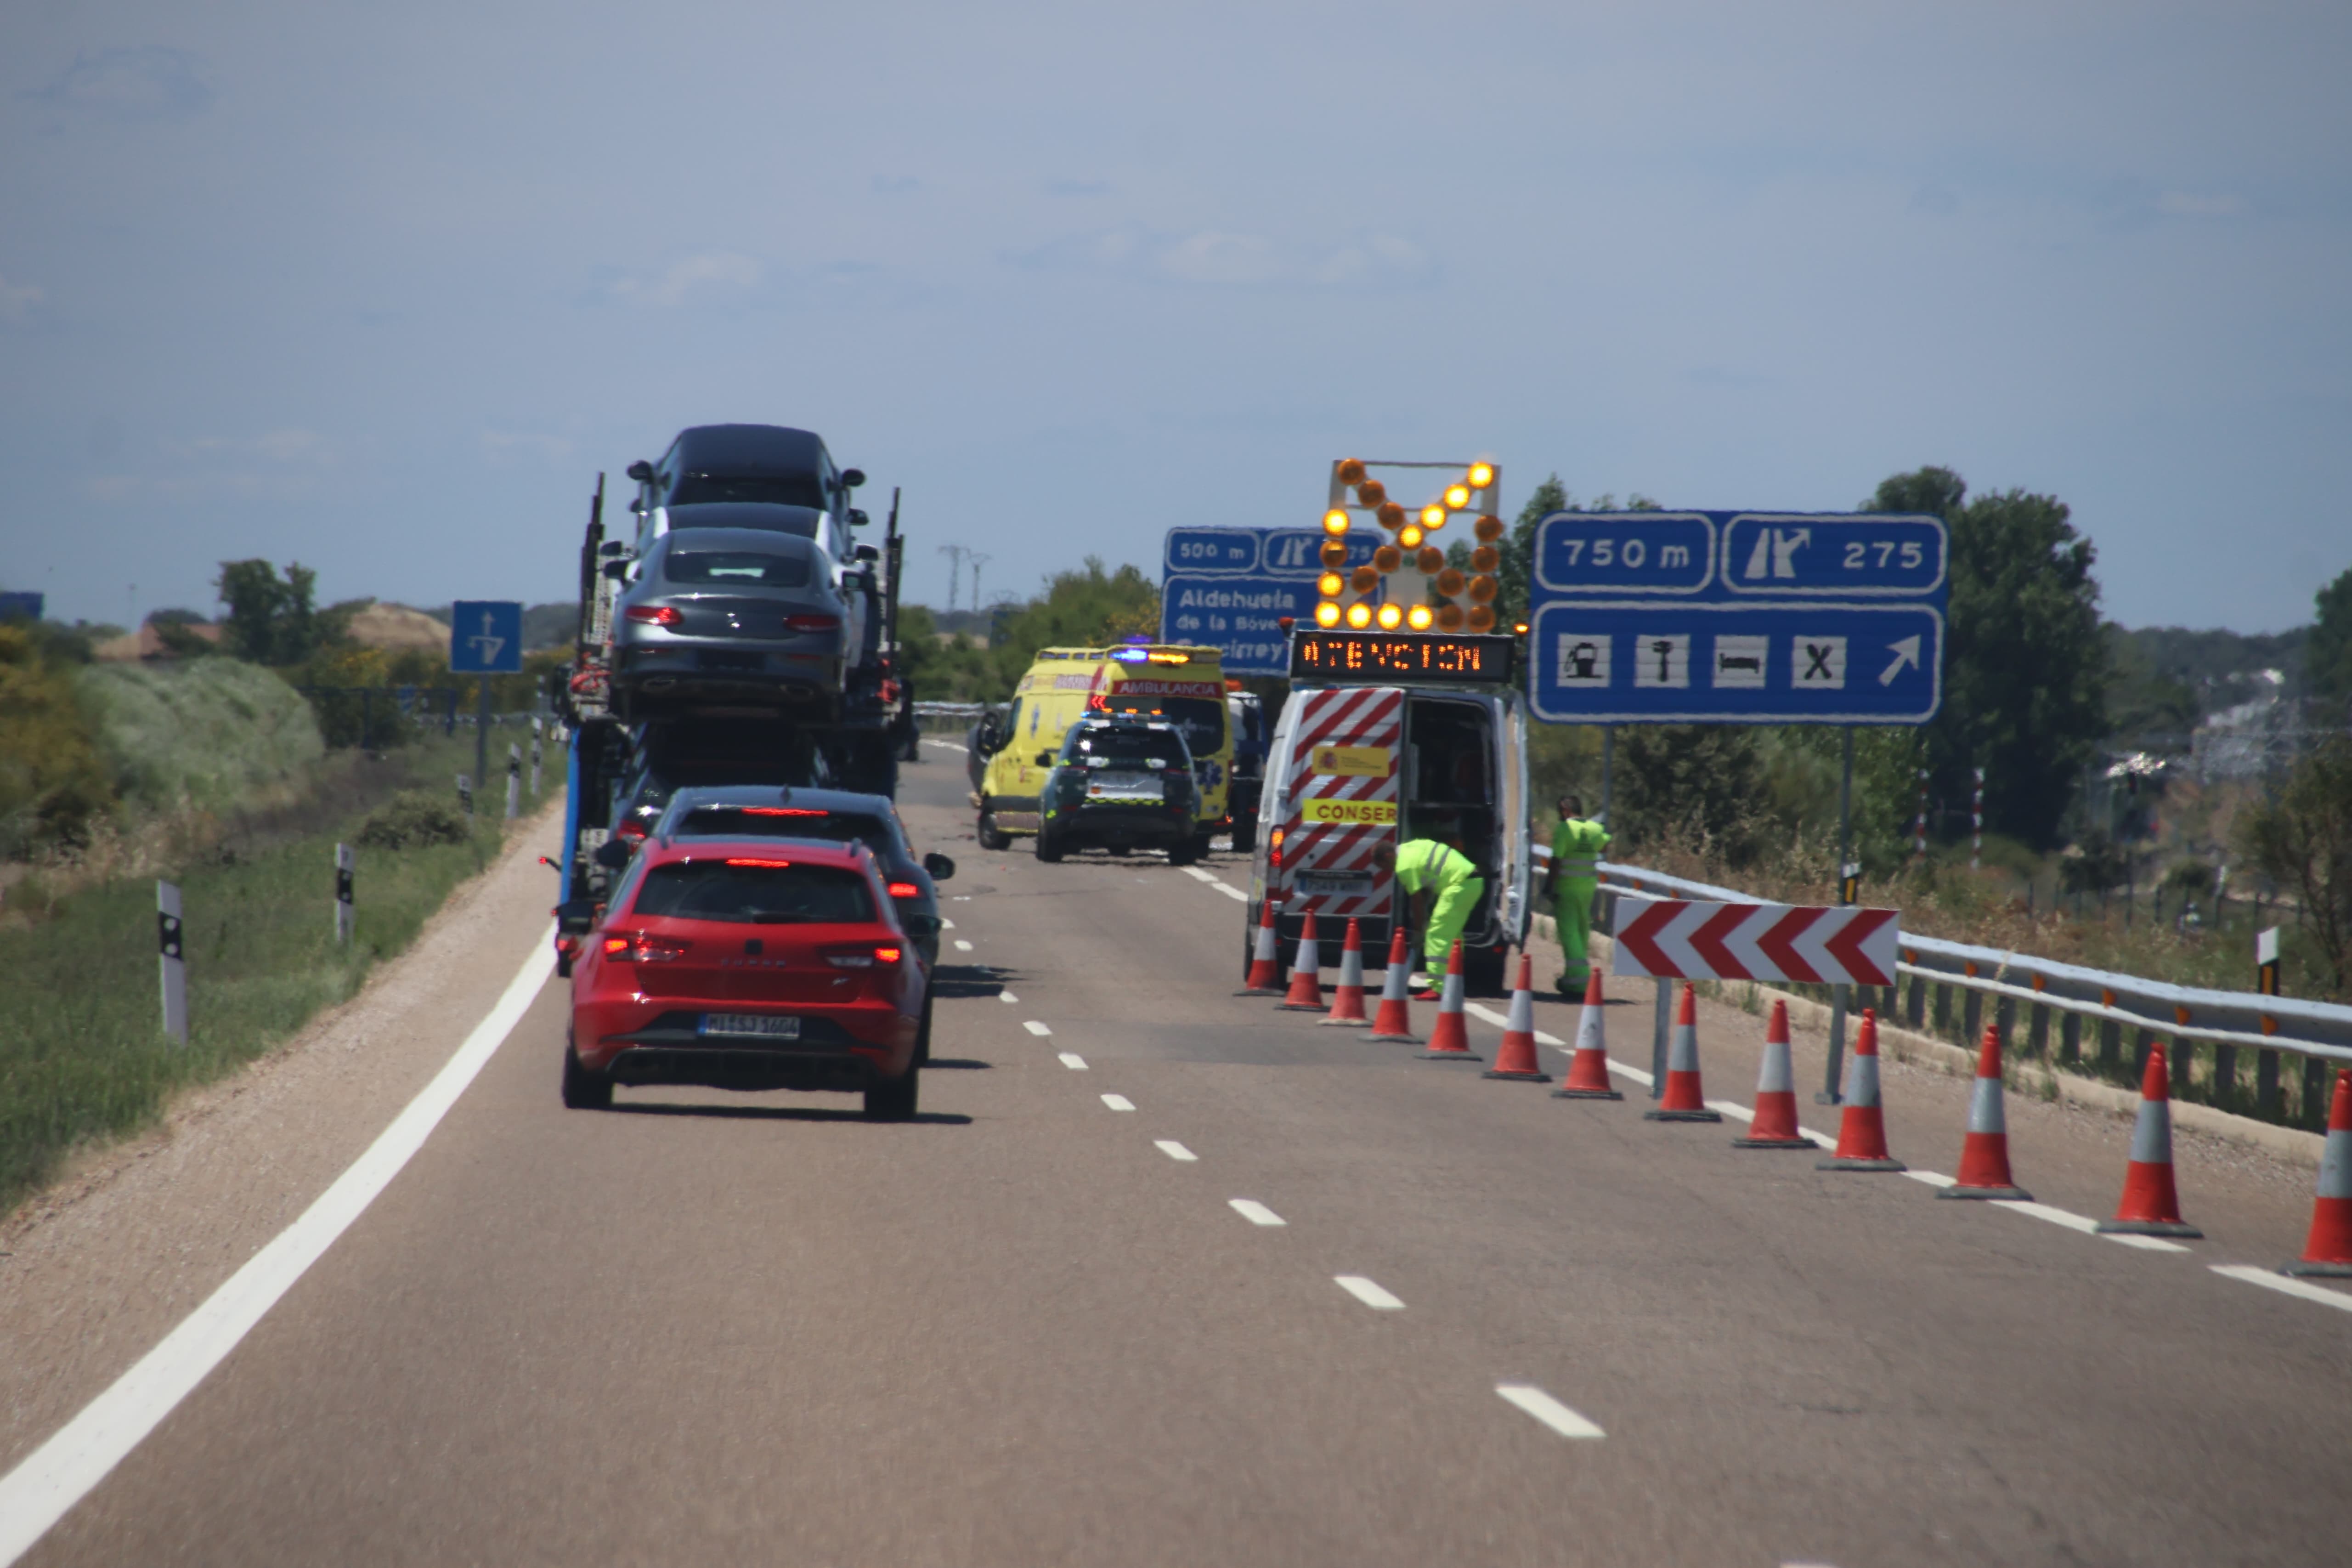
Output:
[
  {"left": 1035, "top": 715, "right": 1201, "bottom": 864},
  {"left": 610, "top": 527, "right": 856, "bottom": 723}
]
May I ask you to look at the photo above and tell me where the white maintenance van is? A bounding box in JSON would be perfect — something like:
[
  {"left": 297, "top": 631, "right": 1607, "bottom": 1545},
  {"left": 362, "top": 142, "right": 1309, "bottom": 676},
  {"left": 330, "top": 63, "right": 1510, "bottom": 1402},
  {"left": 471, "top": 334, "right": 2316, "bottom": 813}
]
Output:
[{"left": 1245, "top": 627, "right": 1530, "bottom": 993}]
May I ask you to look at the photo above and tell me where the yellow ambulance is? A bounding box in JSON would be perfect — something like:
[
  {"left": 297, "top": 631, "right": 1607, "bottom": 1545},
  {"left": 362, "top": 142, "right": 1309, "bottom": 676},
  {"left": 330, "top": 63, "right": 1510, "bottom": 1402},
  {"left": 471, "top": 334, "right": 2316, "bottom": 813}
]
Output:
[{"left": 974, "top": 645, "right": 1231, "bottom": 852}]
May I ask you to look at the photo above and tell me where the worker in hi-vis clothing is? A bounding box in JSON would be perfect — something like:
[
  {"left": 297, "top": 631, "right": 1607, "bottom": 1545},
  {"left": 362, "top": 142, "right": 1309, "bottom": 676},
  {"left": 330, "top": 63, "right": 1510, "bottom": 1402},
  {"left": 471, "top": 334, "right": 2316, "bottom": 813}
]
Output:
[
  {"left": 1373, "top": 838, "right": 1486, "bottom": 997},
  {"left": 1543, "top": 794, "right": 1610, "bottom": 996}
]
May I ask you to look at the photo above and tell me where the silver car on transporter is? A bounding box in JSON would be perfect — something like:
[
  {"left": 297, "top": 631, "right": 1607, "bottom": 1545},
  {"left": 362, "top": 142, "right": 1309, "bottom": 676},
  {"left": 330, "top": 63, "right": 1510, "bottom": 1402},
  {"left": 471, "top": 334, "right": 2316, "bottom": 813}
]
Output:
[{"left": 609, "top": 527, "right": 857, "bottom": 722}]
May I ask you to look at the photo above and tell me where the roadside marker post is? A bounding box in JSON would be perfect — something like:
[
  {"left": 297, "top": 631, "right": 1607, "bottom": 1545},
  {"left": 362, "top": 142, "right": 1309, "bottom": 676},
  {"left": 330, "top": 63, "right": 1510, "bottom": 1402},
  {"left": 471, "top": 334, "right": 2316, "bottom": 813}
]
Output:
[
  {"left": 335, "top": 843, "right": 354, "bottom": 945},
  {"left": 156, "top": 881, "right": 187, "bottom": 1045},
  {"left": 506, "top": 743, "right": 522, "bottom": 820},
  {"left": 456, "top": 774, "right": 474, "bottom": 816},
  {"left": 530, "top": 719, "right": 543, "bottom": 798}
]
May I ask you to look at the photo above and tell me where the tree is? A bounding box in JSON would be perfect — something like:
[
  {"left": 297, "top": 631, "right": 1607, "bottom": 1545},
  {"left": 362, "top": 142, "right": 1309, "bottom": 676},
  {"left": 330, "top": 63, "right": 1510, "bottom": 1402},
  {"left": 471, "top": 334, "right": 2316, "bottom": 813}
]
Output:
[
  {"left": 1488, "top": 478, "right": 1660, "bottom": 630},
  {"left": 216, "top": 559, "right": 329, "bottom": 665},
  {"left": 1864, "top": 467, "right": 2107, "bottom": 850},
  {"left": 1614, "top": 724, "right": 1765, "bottom": 864},
  {"left": 2310, "top": 565, "right": 2352, "bottom": 712},
  {"left": 2237, "top": 736, "right": 2352, "bottom": 997}
]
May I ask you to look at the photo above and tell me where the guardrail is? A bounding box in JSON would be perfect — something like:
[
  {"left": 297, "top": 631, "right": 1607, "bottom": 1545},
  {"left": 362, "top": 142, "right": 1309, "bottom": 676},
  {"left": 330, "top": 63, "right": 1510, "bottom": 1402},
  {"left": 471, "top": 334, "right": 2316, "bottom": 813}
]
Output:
[{"left": 1582, "top": 859, "right": 2352, "bottom": 1126}]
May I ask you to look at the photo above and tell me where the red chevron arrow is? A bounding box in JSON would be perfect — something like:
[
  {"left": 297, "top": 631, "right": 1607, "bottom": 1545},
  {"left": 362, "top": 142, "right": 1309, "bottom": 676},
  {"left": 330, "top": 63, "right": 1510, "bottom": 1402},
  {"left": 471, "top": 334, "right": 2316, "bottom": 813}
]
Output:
[
  {"left": 1756, "top": 906, "right": 1826, "bottom": 983},
  {"left": 1614, "top": 899, "right": 1686, "bottom": 976},
  {"left": 1688, "top": 902, "right": 1760, "bottom": 980},
  {"left": 1824, "top": 907, "right": 1896, "bottom": 985}
]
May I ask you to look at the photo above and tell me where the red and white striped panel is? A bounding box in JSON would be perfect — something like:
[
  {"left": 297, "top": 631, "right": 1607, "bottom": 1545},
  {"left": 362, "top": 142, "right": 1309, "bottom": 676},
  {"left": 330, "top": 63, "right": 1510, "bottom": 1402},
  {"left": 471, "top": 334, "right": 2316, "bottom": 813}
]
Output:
[
  {"left": 1278, "top": 687, "right": 1402, "bottom": 921},
  {"left": 1610, "top": 898, "right": 1900, "bottom": 986}
]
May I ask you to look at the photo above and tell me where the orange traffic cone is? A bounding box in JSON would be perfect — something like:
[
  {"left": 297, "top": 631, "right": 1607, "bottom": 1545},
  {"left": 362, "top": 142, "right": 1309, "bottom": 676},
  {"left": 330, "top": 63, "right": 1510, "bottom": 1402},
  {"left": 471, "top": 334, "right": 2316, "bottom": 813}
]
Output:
[
  {"left": 2284, "top": 1067, "right": 2352, "bottom": 1278},
  {"left": 1416, "top": 941, "right": 1480, "bottom": 1061},
  {"left": 1368, "top": 928, "right": 1419, "bottom": 1043},
  {"left": 1818, "top": 1008, "right": 1905, "bottom": 1171},
  {"left": 1481, "top": 953, "right": 1551, "bottom": 1082},
  {"left": 1278, "top": 912, "right": 1324, "bottom": 1010},
  {"left": 1552, "top": 969, "right": 1623, "bottom": 1100},
  {"left": 1939, "top": 1026, "right": 2032, "bottom": 1201},
  {"left": 1238, "top": 897, "right": 1283, "bottom": 995},
  {"left": 2097, "top": 1043, "right": 2202, "bottom": 1238},
  {"left": 1320, "top": 918, "right": 1371, "bottom": 1027},
  {"left": 1733, "top": 998, "right": 1811, "bottom": 1149},
  {"left": 1644, "top": 983, "right": 1722, "bottom": 1122}
]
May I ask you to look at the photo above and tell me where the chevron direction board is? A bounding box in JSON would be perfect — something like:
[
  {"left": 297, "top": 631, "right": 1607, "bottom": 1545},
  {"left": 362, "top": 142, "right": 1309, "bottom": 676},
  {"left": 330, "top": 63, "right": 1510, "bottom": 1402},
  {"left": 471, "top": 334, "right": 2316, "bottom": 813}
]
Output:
[{"left": 1611, "top": 896, "right": 1900, "bottom": 986}]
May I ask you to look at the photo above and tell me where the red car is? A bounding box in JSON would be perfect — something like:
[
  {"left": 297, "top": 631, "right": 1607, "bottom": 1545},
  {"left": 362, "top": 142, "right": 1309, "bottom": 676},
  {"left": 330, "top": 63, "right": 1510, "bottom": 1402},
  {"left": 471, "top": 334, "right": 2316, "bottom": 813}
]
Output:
[{"left": 562, "top": 837, "right": 927, "bottom": 1118}]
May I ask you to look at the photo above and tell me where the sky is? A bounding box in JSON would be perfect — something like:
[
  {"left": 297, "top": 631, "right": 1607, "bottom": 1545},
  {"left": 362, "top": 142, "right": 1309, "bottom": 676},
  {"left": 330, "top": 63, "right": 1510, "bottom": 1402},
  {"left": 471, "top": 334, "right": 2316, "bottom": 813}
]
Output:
[{"left": 3, "top": 0, "right": 2346, "bottom": 634}]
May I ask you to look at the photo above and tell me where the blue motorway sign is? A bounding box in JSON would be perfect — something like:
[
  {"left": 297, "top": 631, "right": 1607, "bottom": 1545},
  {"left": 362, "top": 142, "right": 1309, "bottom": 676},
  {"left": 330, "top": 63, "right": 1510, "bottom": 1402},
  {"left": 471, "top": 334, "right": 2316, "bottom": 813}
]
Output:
[
  {"left": 1527, "top": 511, "right": 1947, "bottom": 725},
  {"left": 448, "top": 600, "right": 524, "bottom": 674},
  {"left": 1160, "top": 527, "right": 1381, "bottom": 674}
]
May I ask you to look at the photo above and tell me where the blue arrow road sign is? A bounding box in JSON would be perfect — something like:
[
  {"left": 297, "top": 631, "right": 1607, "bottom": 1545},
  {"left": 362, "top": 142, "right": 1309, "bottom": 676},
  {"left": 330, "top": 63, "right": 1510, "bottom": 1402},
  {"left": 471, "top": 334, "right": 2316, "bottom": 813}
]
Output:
[
  {"left": 1529, "top": 601, "right": 1943, "bottom": 725},
  {"left": 449, "top": 600, "right": 524, "bottom": 674}
]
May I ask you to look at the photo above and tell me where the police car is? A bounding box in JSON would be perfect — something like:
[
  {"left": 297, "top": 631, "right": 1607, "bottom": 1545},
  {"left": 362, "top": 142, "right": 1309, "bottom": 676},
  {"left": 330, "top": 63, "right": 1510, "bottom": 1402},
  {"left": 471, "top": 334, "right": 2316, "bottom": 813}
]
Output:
[{"left": 1034, "top": 715, "right": 1202, "bottom": 864}]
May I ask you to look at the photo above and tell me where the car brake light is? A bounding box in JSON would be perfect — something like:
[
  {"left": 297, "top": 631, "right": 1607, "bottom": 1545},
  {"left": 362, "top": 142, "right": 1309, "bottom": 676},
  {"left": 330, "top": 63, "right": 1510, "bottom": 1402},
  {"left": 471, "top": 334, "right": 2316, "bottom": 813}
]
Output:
[
  {"left": 887, "top": 881, "right": 919, "bottom": 898},
  {"left": 555, "top": 935, "right": 579, "bottom": 957},
  {"left": 784, "top": 613, "right": 841, "bottom": 633},
  {"left": 725, "top": 857, "right": 793, "bottom": 868},
  {"left": 625, "top": 605, "right": 683, "bottom": 626},
  {"left": 1269, "top": 827, "right": 1285, "bottom": 869},
  {"left": 614, "top": 818, "right": 647, "bottom": 840},
  {"left": 823, "top": 943, "right": 901, "bottom": 969},
  {"left": 603, "top": 933, "right": 691, "bottom": 962},
  {"left": 742, "top": 806, "right": 828, "bottom": 817}
]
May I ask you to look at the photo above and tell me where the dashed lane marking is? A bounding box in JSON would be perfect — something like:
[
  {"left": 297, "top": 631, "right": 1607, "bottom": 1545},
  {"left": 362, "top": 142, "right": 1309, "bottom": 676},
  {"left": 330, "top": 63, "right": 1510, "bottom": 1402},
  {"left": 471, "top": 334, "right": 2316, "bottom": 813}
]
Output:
[
  {"left": 1334, "top": 1275, "right": 1404, "bottom": 1310},
  {"left": 1059, "top": 1053, "right": 1089, "bottom": 1070},
  {"left": 1464, "top": 1001, "right": 1562, "bottom": 1046},
  {"left": 1180, "top": 865, "right": 1249, "bottom": 902},
  {"left": 954, "top": 940, "right": 973, "bottom": 952},
  {"left": 998, "top": 991, "right": 1019, "bottom": 1004},
  {"left": 927, "top": 739, "right": 969, "bottom": 753},
  {"left": 2210, "top": 1264, "right": 2352, "bottom": 1313},
  {"left": 1228, "top": 1199, "right": 1286, "bottom": 1227},
  {"left": 1023, "top": 1020, "right": 1052, "bottom": 1036},
  {"left": 1495, "top": 1383, "right": 1606, "bottom": 1440},
  {"left": 1990, "top": 1199, "right": 2192, "bottom": 1252},
  {"left": 1101, "top": 1093, "right": 1136, "bottom": 1111},
  {"left": 1155, "top": 1140, "right": 1199, "bottom": 1162},
  {"left": 940, "top": 917, "right": 955, "bottom": 930}
]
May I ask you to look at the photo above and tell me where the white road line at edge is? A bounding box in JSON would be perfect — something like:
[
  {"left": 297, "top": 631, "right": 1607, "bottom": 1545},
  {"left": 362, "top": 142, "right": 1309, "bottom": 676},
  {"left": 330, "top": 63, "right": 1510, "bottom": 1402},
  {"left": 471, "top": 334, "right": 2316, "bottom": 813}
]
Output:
[
  {"left": 2211, "top": 1264, "right": 2352, "bottom": 1313},
  {"left": 1059, "top": 1053, "right": 1089, "bottom": 1070},
  {"left": 1495, "top": 1383, "right": 1606, "bottom": 1440},
  {"left": 1464, "top": 1001, "right": 1562, "bottom": 1047},
  {"left": 1335, "top": 1274, "right": 1404, "bottom": 1309},
  {"left": 1100, "top": 1093, "right": 1135, "bottom": 1111},
  {"left": 1155, "top": 1140, "right": 1198, "bottom": 1162},
  {"left": 0, "top": 927, "right": 558, "bottom": 1568},
  {"left": 1228, "top": 1199, "right": 1286, "bottom": 1226},
  {"left": 1023, "top": 1020, "right": 1052, "bottom": 1036},
  {"left": 927, "top": 739, "right": 969, "bottom": 753}
]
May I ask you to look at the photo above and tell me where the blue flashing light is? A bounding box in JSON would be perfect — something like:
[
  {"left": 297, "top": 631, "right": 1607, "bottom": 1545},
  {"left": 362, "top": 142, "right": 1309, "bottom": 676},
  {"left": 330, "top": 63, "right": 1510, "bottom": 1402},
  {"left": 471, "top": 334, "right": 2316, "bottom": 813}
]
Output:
[{"left": 1109, "top": 647, "right": 1149, "bottom": 662}]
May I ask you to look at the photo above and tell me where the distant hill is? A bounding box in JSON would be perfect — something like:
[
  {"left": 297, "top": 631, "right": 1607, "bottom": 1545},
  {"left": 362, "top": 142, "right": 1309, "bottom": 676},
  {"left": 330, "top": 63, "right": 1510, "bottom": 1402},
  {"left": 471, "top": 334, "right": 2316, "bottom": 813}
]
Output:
[{"left": 2104, "top": 623, "right": 2312, "bottom": 745}]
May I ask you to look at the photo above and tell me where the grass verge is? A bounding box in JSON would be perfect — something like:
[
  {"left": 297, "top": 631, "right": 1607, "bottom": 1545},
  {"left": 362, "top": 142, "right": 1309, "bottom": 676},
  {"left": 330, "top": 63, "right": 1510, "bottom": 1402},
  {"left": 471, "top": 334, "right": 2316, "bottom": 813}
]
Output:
[{"left": 0, "top": 733, "right": 536, "bottom": 1217}]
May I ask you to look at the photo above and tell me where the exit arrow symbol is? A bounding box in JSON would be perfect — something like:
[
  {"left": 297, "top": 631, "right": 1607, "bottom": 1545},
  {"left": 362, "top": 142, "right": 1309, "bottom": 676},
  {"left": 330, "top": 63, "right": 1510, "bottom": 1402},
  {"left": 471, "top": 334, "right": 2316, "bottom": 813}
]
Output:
[{"left": 1878, "top": 635, "right": 1921, "bottom": 686}]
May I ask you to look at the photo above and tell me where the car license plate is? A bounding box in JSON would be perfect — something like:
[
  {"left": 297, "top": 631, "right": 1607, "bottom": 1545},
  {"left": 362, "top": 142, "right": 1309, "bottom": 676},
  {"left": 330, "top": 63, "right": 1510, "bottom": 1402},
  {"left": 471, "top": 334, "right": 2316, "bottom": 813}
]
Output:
[
  {"left": 1087, "top": 770, "right": 1161, "bottom": 801},
  {"left": 699, "top": 1013, "right": 800, "bottom": 1039},
  {"left": 1298, "top": 872, "right": 1373, "bottom": 897}
]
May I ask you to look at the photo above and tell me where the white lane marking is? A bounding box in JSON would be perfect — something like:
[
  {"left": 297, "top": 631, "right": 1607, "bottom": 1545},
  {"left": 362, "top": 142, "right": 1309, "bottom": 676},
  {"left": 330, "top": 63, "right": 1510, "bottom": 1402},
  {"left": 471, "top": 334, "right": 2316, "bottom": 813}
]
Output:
[
  {"left": 1100, "top": 1093, "right": 1135, "bottom": 1111},
  {"left": 2211, "top": 1264, "right": 2352, "bottom": 1313},
  {"left": 1229, "top": 1199, "right": 1286, "bottom": 1226},
  {"left": 951, "top": 895, "right": 972, "bottom": 901},
  {"left": 1609, "top": 1061, "right": 1657, "bottom": 1088},
  {"left": 1334, "top": 1275, "right": 1404, "bottom": 1310},
  {"left": 1181, "top": 864, "right": 1249, "bottom": 902},
  {"left": 1986, "top": 1199, "right": 2192, "bottom": 1253},
  {"left": 998, "top": 991, "right": 1018, "bottom": 1004},
  {"left": 1495, "top": 1383, "right": 1606, "bottom": 1440},
  {"left": 0, "top": 929, "right": 557, "bottom": 1568},
  {"left": 1155, "top": 1139, "right": 1199, "bottom": 1162},
  {"left": 1904, "top": 1169, "right": 1958, "bottom": 1189},
  {"left": 1023, "top": 1020, "right": 1052, "bottom": 1036},
  {"left": 954, "top": 940, "right": 973, "bottom": 952},
  {"left": 940, "top": 917, "right": 956, "bottom": 930},
  {"left": 1464, "top": 1001, "right": 1565, "bottom": 1046},
  {"left": 1059, "top": 1053, "right": 1088, "bottom": 1070},
  {"left": 927, "top": 739, "right": 969, "bottom": 753},
  {"left": 1707, "top": 1099, "right": 1754, "bottom": 1123}
]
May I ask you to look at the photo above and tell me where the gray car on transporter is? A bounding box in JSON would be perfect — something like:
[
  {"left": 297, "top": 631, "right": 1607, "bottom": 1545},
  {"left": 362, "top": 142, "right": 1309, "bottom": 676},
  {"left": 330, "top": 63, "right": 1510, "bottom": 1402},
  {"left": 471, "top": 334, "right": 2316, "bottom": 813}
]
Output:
[{"left": 610, "top": 527, "right": 857, "bottom": 723}]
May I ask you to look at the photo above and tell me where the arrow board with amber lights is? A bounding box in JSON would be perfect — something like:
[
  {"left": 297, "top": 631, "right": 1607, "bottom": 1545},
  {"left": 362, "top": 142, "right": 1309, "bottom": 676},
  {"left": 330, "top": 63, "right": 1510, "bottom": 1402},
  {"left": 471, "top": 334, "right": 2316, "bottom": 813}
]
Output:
[{"left": 1526, "top": 510, "right": 1948, "bottom": 726}]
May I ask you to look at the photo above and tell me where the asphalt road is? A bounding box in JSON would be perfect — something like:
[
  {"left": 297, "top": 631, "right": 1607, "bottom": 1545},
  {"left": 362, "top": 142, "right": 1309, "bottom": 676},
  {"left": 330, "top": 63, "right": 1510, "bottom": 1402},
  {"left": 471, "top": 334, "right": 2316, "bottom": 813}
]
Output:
[{"left": 17, "top": 739, "right": 2352, "bottom": 1567}]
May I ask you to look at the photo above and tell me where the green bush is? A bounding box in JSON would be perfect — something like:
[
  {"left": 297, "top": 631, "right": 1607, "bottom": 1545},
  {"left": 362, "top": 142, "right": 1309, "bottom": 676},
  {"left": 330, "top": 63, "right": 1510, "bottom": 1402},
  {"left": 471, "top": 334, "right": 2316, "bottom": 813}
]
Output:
[
  {"left": 356, "top": 790, "right": 472, "bottom": 850},
  {"left": 0, "top": 627, "right": 112, "bottom": 855},
  {"left": 74, "top": 658, "right": 322, "bottom": 816}
]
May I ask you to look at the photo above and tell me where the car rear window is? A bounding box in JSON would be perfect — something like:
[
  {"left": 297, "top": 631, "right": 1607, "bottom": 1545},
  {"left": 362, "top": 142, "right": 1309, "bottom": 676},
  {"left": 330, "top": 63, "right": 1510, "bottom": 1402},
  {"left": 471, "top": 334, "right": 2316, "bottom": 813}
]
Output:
[
  {"left": 675, "top": 808, "right": 894, "bottom": 858},
  {"left": 670, "top": 473, "right": 826, "bottom": 509},
  {"left": 1069, "top": 726, "right": 1178, "bottom": 766},
  {"left": 663, "top": 549, "right": 812, "bottom": 587},
  {"left": 628, "top": 860, "right": 875, "bottom": 924}
]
